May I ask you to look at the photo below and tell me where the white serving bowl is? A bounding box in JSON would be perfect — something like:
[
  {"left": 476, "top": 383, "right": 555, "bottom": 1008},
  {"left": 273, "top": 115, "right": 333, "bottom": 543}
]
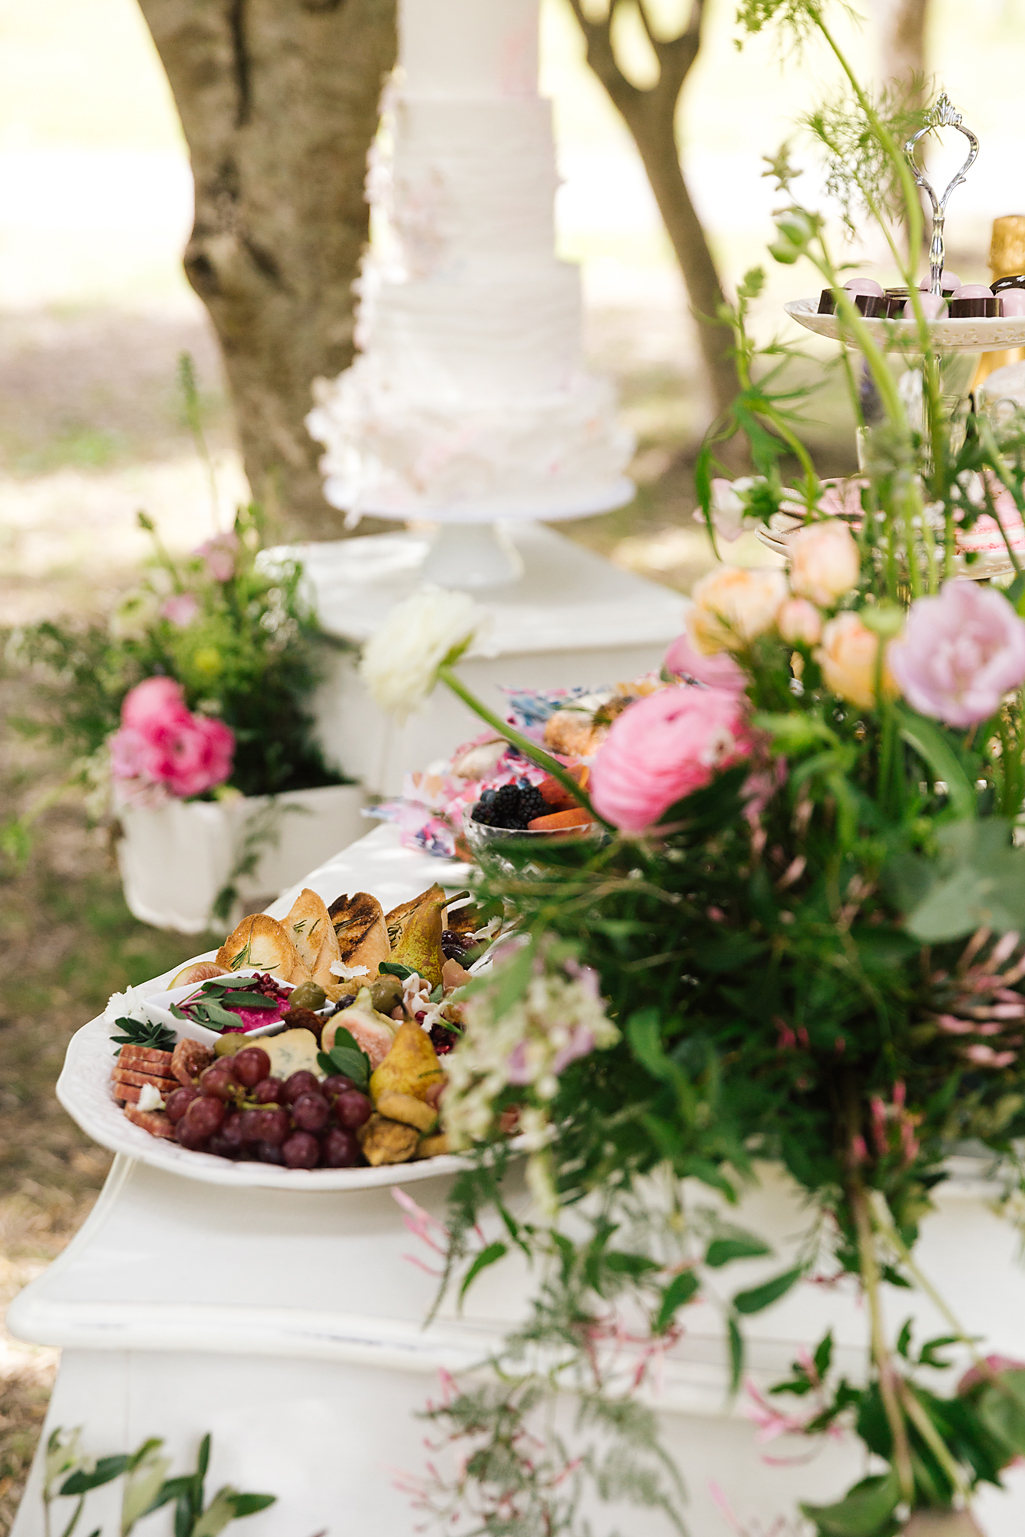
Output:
[{"left": 141, "top": 968, "right": 299, "bottom": 1047}]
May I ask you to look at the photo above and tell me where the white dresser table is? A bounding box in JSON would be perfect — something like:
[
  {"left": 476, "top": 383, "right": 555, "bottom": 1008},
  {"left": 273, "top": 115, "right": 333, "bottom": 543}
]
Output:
[{"left": 9, "top": 826, "right": 1025, "bottom": 1536}]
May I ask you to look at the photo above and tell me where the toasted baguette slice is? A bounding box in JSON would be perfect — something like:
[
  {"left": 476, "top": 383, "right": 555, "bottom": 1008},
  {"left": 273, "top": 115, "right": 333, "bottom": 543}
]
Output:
[
  {"left": 283, "top": 888, "right": 340, "bottom": 988},
  {"left": 328, "top": 892, "right": 390, "bottom": 977},
  {"left": 215, "top": 913, "right": 298, "bottom": 980}
]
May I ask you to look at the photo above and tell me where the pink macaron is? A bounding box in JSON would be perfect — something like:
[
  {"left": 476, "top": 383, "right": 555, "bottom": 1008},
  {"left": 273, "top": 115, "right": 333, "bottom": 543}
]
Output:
[{"left": 844, "top": 277, "right": 884, "bottom": 297}]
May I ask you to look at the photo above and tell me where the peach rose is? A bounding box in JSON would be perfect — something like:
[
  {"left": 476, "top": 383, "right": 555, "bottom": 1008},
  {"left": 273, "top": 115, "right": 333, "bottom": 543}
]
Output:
[
  {"left": 788, "top": 520, "right": 861, "bottom": 607},
  {"left": 777, "top": 597, "right": 823, "bottom": 646},
  {"left": 686, "top": 567, "right": 788, "bottom": 655},
  {"left": 815, "top": 611, "right": 897, "bottom": 711}
]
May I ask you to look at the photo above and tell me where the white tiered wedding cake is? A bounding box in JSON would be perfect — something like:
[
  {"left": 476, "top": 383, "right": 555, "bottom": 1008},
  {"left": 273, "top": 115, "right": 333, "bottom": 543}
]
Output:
[{"left": 306, "top": 0, "right": 633, "bottom": 522}]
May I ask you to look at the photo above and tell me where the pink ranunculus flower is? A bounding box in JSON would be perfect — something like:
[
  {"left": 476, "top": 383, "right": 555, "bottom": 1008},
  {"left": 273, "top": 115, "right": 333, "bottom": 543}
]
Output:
[
  {"left": 160, "top": 592, "right": 200, "bottom": 628},
  {"left": 111, "top": 678, "right": 234, "bottom": 800},
  {"left": 889, "top": 579, "right": 1025, "bottom": 728},
  {"left": 197, "top": 530, "right": 239, "bottom": 583},
  {"left": 663, "top": 632, "right": 748, "bottom": 694},
  {"left": 120, "top": 676, "right": 192, "bottom": 735},
  {"left": 590, "top": 685, "right": 754, "bottom": 834}
]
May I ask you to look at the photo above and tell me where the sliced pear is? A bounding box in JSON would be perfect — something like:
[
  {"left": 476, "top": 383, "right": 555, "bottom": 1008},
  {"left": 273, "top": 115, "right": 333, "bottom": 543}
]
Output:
[
  {"left": 369, "top": 1020, "right": 444, "bottom": 1103},
  {"left": 385, "top": 884, "right": 447, "bottom": 989}
]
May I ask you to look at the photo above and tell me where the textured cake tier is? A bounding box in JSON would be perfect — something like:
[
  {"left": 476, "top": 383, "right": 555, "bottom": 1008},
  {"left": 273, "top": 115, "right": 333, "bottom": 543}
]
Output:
[
  {"left": 357, "top": 260, "right": 583, "bottom": 400},
  {"left": 383, "top": 99, "right": 560, "bottom": 270},
  {"left": 307, "top": 363, "right": 634, "bottom": 518},
  {"left": 401, "top": 0, "right": 538, "bottom": 99}
]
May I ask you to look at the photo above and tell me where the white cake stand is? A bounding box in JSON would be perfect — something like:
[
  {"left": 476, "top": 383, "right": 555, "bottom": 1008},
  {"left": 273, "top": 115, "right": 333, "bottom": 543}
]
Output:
[{"left": 368, "top": 480, "right": 636, "bottom": 591}]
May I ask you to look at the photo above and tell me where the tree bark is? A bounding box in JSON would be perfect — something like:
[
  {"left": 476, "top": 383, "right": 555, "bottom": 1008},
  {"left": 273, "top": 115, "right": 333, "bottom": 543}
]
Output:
[
  {"left": 136, "top": 0, "right": 397, "bottom": 541},
  {"left": 567, "top": 0, "right": 738, "bottom": 423},
  {"left": 874, "top": 0, "right": 929, "bottom": 95}
]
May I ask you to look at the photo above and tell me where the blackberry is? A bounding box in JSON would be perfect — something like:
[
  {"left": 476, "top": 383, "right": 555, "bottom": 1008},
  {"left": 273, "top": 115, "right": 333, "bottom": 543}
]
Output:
[{"left": 471, "top": 781, "right": 549, "bottom": 830}]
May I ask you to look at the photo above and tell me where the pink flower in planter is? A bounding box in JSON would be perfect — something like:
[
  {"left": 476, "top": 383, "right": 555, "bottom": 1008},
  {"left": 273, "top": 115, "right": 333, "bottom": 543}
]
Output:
[
  {"left": 197, "top": 530, "right": 239, "bottom": 583},
  {"left": 889, "top": 579, "right": 1025, "bottom": 728},
  {"left": 160, "top": 592, "right": 200, "bottom": 627},
  {"left": 111, "top": 678, "right": 234, "bottom": 800},
  {"left": 590, "top": 685, "right": 754, "bottom": 833},
  {"left": 663, "top": 632, "right": 748, "bottom": 694}
]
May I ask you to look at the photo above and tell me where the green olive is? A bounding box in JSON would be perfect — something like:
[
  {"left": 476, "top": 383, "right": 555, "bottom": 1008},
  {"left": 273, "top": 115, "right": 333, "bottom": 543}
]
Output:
[
  {"left": 215, "top": 1033, "right": 247, "bottom": 1057},
  {"left": 370, "top": 975, "right": 403, "bottom": 1014},
  {"left": 289, "top": 981, "right": 326, "bottom": 1012}
]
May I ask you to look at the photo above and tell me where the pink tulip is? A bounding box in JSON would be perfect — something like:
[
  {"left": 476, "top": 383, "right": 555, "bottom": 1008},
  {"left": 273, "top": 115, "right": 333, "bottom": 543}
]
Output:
[
  {"left": 663, "top": 633, "right": 747, "bottom": 694},
  {"left": 889, "top": 579, "right": 1025, "bottom": 728},
  {"left": 590, "top": 685, "right": 754, "bottom": 834}
]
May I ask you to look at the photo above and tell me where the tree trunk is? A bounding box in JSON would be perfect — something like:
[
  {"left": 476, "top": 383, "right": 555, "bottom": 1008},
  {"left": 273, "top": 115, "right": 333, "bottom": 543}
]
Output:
[
  {"left": 567, "top": 0, "right": 739, "bottom": 425},
  {"left": 616, "top": 94, "right": 737, "bottom": 422},
  {"left": 136, "top": 0, "right": 397, "bottom": 542},
  {"left": 874, "top": 0, "right": 929, "bottom": 93}
]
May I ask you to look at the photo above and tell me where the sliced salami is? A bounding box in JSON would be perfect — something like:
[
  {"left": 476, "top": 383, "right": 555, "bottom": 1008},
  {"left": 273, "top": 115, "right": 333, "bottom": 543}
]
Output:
[{"left": 123, "top": 1105, "right": 175, "bottom": 1139}]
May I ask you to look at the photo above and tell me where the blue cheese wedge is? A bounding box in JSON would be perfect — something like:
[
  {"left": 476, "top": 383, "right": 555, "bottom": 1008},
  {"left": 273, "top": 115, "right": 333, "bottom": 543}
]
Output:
[{"left": 264, "top": 1028, "right": 323, "bottom": 1082}]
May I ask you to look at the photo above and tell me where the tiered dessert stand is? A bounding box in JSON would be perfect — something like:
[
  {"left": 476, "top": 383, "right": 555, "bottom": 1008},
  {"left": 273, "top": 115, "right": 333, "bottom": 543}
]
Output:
[{"left": 766, "top": 98, "right": 1025, "bottom": 580}]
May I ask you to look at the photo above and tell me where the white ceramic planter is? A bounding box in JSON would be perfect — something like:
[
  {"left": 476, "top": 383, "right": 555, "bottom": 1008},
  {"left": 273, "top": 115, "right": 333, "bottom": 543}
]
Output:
[{"left": 115, "top": 783, "right": 367, "bottom": 933}]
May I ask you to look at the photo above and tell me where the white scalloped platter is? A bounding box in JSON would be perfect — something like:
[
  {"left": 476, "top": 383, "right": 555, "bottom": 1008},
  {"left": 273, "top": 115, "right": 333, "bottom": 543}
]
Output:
[
  {"left": 57, "top": 1014, "right": 472, "bottom": 1191},
  {"left": 786, "top": 297, "right": 1025, "bottom": 354}
]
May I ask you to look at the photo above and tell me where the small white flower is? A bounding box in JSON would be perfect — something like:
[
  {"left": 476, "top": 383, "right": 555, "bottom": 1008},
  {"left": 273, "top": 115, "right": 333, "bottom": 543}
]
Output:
[
  {"left": 104, "top": 986, "right": 149, "bottom": 1025},
  {"left": 359, "top": 587, "right": 491, "bottom": 723},
  {"left": 136, "top": 1083, "right": 165, "bottom": 1112}
]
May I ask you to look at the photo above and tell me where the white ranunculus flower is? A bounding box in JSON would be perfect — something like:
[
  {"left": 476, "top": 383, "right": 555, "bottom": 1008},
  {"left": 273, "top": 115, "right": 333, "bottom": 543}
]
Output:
[{"left": 359, "top": 587, "right": 491, "bottom": 722}]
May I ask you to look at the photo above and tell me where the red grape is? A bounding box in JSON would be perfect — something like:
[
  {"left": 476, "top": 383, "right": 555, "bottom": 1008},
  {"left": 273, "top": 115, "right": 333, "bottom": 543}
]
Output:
[
  {"left": 219, "top": 1113, "right": 247, "bottom": 1150},
  {"left": 282, "top": 1070, "right": 320, "bottom": 1104},
  {"left": 233, "top": 1046, "right": 271, "bottom": 1089},
  {"left": 321, "top": 1127, "right": 361, "bottom": 1167},
  {"left": 282, "top": 1131, "right": 320, "bottom": 1169},
  {"left": 292, "top": 1092, "right": 330, "bottom": 1133},
  {"left": 256, "top": 1141, "right": 285, "bottom": 1164},
  {"left": 253, "top": 1077, "right": 283, "bottom": 1104},
  {"left": 238, "top": 1108, "right": 265, "bottom": 1143},
  {"left": 334, "top": 1089, "right": 372, "bottom": 1131},
  {"left": 165, "top": 1085, "right": 199, "bottom": 1124},
  {"left": 322, "top": 1074, "right": 356, "bottom": 1100},
  {"left": 256, "top": 1107, "right": 290, "bottom": 1147},
  {"left": 184, "top": 1095, "right": 226, "bottom": 1139},
  {"left": 199, "top": 1062, "right": 237, "bottom": 1101},
  {"left": 208, "top": 1132, "right": 239, "bottom": 1159},
  {"left": 175, "top": 1119, "right": 210, "bottom": 1151}
]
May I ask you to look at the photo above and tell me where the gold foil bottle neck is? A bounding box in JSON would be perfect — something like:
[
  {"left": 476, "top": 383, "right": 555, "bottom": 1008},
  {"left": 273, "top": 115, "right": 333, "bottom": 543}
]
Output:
[{"left": 990, "top": 215, "right": 1025, "bottom": 280}]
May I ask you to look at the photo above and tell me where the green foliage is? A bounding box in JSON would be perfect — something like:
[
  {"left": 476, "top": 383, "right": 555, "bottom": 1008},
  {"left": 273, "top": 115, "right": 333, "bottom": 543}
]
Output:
[
  {"left": 43, "top": 1428, "right": 274, "bottom": 1537},
  {"left": 13, "top": 502, "right": 347, "bottom": 801}
]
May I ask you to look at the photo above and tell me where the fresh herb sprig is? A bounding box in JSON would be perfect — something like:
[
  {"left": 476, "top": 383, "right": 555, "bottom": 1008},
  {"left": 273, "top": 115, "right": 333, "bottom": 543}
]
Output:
[{"left": 110, "top": 1017, "right": 176, "bottom": 1055}]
